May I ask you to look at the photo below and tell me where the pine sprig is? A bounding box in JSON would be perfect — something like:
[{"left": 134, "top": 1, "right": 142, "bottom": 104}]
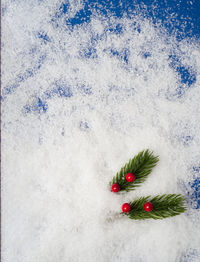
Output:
[
  {"left": 124, "top": 194, "right": 187, "bottom": 220},
  {"left": 111, "top": 149, "right": 159, "bottom": 192}
]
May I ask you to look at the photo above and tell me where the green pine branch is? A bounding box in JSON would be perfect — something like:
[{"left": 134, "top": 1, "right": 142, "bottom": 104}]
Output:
[
  {"left": 111, "top": 149, "right": 159, "bottom": 192},
  {"left": 124, "top": 194, "right": 187, "bottom": 220}
]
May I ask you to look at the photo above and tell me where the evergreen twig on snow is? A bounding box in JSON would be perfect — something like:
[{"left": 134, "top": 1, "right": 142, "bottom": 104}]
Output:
[
  {"left": 124, "top": 194, "right": 187, "bottom": 220},
  {"left": 111, "top": 149, "right": 159, "bottom": 192}
]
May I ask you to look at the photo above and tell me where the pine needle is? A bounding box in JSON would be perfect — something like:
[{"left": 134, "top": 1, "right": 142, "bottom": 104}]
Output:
[
  {"left": 111, "top": 149, "right": 159, "bottom": 192},
  {"left": 124, "top": 194, "right": 187, "bottom": 220}
]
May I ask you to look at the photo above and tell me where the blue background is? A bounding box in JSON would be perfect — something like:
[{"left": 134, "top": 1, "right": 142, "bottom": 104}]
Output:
[{"left": 56, "top": 0, "right": 200, "bottom": 40}]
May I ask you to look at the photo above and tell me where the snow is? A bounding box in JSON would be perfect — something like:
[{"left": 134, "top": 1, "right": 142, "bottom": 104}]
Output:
[{"left": 2, "top": 1, "right": 200, "bottom": 262}]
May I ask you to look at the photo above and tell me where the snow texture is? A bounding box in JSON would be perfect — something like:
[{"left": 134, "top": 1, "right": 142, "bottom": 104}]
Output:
[{"left": 2, "top": 0, "right": 200, "bottom": 262}]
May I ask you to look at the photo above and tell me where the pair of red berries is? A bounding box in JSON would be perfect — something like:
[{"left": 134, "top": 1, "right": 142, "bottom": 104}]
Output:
[
  {"left": 122, "top": 202, "right": 154, "bottom": 213},
  {"left": 111, "top": 173, "right": 136, "bottom": 193}
]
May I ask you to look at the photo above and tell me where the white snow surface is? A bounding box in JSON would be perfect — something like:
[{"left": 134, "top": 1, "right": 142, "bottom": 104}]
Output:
[{"left": 2, "top": 1, "right": 200, "bottom": 262}]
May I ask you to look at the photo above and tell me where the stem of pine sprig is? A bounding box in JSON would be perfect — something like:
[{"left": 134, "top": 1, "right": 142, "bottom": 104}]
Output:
[
  {"left": 110, "top": 149, "right": 159, "bottom": 192},
  {"left": 123, "top": 194, "right": 187, "bottom": 220}
]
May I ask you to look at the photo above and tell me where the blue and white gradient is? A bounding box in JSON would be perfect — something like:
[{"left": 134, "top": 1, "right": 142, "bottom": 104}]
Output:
[{"left": 2, "top": 1, "right": 200, "bottom": 262}]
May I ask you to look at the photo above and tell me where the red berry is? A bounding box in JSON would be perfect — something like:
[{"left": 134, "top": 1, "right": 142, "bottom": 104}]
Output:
[
  {"left": 144, "top": 202, "right": 154, "bottom": 212},
  {"left": 126, "top": 173, "right": 136, "bottom": 182},
  {"left": 111, "top": 183, "right": 120, "bottom": 193},
  {"left": 122, "top": 203, "right": 132, "bottom": 213}
]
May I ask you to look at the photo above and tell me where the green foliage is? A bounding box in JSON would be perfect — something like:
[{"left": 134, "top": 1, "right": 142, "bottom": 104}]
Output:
[
  {"left": 111, "top": 149, "right": 159, "bottom": 192},
  {"left": 124, "top": 194, "right": 187, "bottom": 220}
]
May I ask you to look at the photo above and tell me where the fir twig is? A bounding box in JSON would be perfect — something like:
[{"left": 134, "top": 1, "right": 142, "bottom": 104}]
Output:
[
  {"left": 124, "top": 194, "right": 187, "bottom": 220},
  {"left": 111, "top": 149, "right": 159, "bottom": 192}
]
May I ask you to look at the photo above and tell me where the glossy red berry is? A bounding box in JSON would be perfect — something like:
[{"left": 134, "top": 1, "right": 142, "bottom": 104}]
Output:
[
  {"left": 126, "top": 173, "right": 136, "bottom": 182},
  {"left": 111, "top": 183, "right": 120, "bottom": 193},
  {"left": 122, "top": 203, "right": 132, "bottom": 213},
  {"left": 144, "top": 202, "right": 154, "bottom": 212}
]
